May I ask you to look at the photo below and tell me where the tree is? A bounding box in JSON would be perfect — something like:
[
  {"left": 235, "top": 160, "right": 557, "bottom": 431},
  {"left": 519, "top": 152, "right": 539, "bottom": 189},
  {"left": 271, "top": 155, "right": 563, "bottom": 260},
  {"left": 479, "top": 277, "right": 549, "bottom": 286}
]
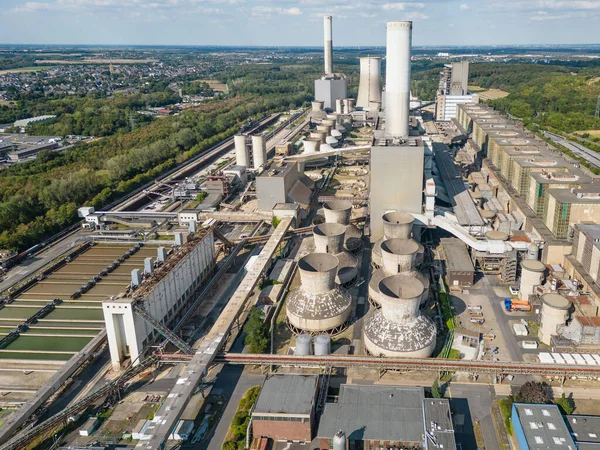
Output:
[
  {"left": 516, "top": 381, "right": 551, "bottom": 404},
  {"left": 432, "top": 379, "right": 443, "bottom": 398},
  {"left": 271, "top": 216, "right": 281, "bottom": 228},
  {"left": 244, "top": 308, "right": 269, "bottom": 353},
  {"left": 555, "top": 393, "right": 575, "bottom": 415}
]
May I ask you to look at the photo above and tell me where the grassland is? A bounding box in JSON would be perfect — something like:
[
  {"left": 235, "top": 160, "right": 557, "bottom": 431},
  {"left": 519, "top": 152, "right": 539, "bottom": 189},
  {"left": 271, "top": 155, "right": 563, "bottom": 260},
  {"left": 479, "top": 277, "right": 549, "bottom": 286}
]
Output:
[
  {"left": 0, "top": 66, "right": 53, "bottom": 75},
  {"left": 195, "top": 79, "right": 228, "bottom": 92}
]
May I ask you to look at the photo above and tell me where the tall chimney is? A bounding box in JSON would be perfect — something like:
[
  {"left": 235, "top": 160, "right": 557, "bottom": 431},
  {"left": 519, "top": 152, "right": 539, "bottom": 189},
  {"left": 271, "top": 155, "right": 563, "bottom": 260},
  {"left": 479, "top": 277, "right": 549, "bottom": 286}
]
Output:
[
  {"left": 385, "top": 21, "right": 412, "bottom": 137},
  {"left": 324, "top": 15, "right": 333, "bottom": 75}
]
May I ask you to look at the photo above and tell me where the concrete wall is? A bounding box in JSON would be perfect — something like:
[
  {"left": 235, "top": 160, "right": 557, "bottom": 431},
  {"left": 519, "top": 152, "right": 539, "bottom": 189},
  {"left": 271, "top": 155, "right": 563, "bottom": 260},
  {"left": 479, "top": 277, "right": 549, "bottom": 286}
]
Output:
[
  {"left": 103, "top": 234, "right": 215, "bottom": 369},
  {"left": 370, "top": 145, "right": 424, "bottom": 242},
  {"left": 315, "top": 78, "right": 348, "bottom": 110}
]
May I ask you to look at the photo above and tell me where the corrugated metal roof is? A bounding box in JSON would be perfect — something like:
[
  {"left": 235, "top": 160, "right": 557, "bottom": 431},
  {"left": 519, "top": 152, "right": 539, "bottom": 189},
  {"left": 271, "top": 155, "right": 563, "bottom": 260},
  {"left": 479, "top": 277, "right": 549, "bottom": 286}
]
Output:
[
  {"left": 253, "top": 374, "right": 318, "bottom": 416},
  {"left": 317, "top": 385, "right": 426, "bottom": 443}
]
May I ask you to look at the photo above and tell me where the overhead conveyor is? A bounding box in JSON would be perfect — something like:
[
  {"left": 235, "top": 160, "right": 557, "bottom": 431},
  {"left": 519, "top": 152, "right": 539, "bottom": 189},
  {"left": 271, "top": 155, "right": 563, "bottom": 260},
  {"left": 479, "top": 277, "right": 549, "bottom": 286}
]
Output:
[{"left": 133, "top": 304, "right": 194, "bottom": 355}]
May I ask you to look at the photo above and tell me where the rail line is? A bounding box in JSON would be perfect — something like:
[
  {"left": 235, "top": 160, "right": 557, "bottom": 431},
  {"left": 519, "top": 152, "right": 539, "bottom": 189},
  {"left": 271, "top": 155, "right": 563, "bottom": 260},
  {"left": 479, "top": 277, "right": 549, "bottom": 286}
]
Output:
[{"left": 211, "top": 353, "right": 600, "bottom": 377}]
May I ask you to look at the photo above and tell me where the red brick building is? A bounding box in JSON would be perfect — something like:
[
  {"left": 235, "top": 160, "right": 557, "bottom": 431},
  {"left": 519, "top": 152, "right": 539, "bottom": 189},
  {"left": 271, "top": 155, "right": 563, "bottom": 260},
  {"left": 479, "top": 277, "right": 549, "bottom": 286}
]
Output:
[{"left": 251, "top": 374, "right": 319, "bottom": 442}]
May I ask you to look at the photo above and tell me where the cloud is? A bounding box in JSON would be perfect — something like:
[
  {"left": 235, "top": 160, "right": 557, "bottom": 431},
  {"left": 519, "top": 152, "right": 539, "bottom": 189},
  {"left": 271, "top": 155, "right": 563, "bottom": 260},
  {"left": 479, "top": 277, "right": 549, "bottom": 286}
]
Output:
[
  {"left": 537, "top": 0, "right": 600, "bottom": 9},
  {"left": 460, "top": 3, "right": 470, "bottom": 9},
  {"left": 12, "top": 1, "right": 53, "bottom": 12},
  {"left": 252, "top": 5, "right": 302, "bottom": 17},
  {"left": 381, "top": 2, "right": 425, "bottom": 10}
]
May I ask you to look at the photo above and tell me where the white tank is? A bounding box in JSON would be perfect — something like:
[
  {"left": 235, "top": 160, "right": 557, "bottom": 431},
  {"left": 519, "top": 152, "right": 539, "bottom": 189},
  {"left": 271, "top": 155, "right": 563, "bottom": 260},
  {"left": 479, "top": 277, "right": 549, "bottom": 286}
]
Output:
[
  {"left": 527, "top": 243, "right": 539, "bottom": 260},
  {"left": 314, "top": 334, "right": 331, "bottom": 355},
  {"left": 385, "top": 22, "right": 412, "bottom": 137},
  {"left": 296, "top": 334, "right": 313, "bottom": 356},
  {"left": 333, "top": 431, "right": 346, "bottom": 450},
  {"left": 234, "top": 134, "right": 248, "bottom": 167},
  {"left": 539, "top": 293, "right": 570, "bottom": 346},
  {"left": 519, "top": 260, "right": 546, "bottom": 300},
  {"left": 357, "top": 57, "right": 382, "bottom": 111},
  {"left": 251, "top": 135, "right": 266, "bottom": 169}
]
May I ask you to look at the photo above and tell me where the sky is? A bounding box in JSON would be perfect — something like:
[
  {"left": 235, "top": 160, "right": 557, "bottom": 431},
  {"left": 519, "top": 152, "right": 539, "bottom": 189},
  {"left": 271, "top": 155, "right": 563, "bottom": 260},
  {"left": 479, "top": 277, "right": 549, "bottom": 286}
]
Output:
[{"left": 0, "top": 0, "right": 599, "bottom": 47}]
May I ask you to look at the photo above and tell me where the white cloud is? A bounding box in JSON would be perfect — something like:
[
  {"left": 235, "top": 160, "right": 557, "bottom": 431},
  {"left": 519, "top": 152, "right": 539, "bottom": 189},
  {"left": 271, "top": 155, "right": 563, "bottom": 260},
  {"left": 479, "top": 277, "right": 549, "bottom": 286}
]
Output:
[
  {"left": 537, "top": 0, "right": 600, "bottom": 9},
  {"left": 460, "top": 3, "right": 470, "bottom": 10},
  {"left": 12, "top": 1, "right": 52, "bottom": 12},
  {"left": 252, "top": 5, "right": 302, "bottom": 17},
  {"left": 381, "top": 2, "right": 425, "bottom": 10}
]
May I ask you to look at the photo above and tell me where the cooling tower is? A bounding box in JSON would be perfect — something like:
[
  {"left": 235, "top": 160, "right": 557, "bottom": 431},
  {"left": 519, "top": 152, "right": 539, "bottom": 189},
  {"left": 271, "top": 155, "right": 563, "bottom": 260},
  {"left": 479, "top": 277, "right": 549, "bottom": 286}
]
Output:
[
  {"left": 313, "top": 223, "right": 359, "bottom": 287},
  {"left": 303, "top": 138, "right": 321, "bottom": 154},
  {"left": 385, "top": 21, "right": 412, "bottom": 137},
  {"left": 324, "top": 15, "right": 333, "bottom": 75},
  {"left": 356, "top": 57, "right": 382, "bottom": 111}
]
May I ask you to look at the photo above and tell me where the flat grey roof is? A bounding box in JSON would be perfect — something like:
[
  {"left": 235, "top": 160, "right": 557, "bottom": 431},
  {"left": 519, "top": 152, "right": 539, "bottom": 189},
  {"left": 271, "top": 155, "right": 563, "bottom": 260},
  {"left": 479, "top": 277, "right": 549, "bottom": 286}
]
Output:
[
  {"left": 253, "top": 374, "right": 318, "bottom": 416},
  {"left": 547, "top": 188, "right": 600, "bottom": 204},
  {"left": 441, "top": 238, "right": 475, "bottom": 273},
  {"left": 317, "top": 385, "right": 426, "bottom": 443},
  {"left": 566, "top": 415, "right": 600, "bottom": 445},
  {"left": 513, "top": 403, "right": 576, "bottom": 450},
  {"left": 576, "top": 223, "right": 600, "bottom": 243},
  {"left": 423, "top": 398, "right": 457, "bottom": 450}
]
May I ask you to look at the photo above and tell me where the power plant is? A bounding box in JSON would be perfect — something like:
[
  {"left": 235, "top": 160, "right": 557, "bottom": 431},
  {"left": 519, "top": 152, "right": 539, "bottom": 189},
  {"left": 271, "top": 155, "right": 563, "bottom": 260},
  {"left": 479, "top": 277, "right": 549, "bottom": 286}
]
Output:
[
  {"left": 314, "top": 15, "right": 347, "bottom": 110},
  {"left": 356, "top": 56, "right": 382, "bottom": 111}
]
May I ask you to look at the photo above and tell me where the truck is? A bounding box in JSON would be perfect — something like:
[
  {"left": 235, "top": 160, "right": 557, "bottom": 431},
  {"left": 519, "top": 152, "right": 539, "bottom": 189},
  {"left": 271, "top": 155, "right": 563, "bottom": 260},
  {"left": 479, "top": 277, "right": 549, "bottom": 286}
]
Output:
[
  {"left": 470, "top": 317, "right": 485, "bottom": 324},
  {"left": 467, "top": 305, "right": 482, "bottom": 311},
  {"left": 469, "top": 311, "right": 484, "bottom": 317},
  {"left": 512, "top": 304, "right": 532, "bottom": 312},
  {"left": 522, "top": 340, "right": 538, "bottom": 350}
]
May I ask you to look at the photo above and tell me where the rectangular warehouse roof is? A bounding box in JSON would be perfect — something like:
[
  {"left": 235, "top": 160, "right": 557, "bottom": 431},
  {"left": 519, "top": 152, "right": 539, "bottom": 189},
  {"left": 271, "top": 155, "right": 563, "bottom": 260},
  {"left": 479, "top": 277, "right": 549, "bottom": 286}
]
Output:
[
  {"left": 566, "top": 415, "right": 600, "bottom": 450},
  {"left": 441, "top": 238, "right": 475, "bottom": 273},
  {"left": 318, "top": 385, "right": 429, "bottom": 444},
  {"left": 513, "top": 403, "right": 576, "bottom": 450},
  {"left": 253, "top": 374, "right": 318, "bottom": 416}
]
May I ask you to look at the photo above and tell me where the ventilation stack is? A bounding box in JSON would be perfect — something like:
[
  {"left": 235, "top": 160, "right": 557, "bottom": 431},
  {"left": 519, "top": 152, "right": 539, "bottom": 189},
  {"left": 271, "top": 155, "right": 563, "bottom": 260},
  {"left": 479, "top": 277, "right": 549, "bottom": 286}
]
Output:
[
  {"left": 324, "top": 15, "right": 333, "bottom": 75},
  {"left": 385, "top": 21, "right": 412, "bottom": 137},
  {"left": 286, "top": 253, "right": 352, "bottom": 335},
  {"left": 313, "top": 223, "right": 358, "bottom": 287},
  {"left": 356, "top": 56, "right": 382, "bottom": 111},
  {"left": 363, "top": 274, "right": 436, "bottom": 357},
  {"left": 234, "top": 134, "right": 248, "bottom": 167},
  {"left": 322, "top": 200, "right": 363, "bottom": 253},
  {"left": 251, "top": 134, "right": 266, "bottom": 169}
]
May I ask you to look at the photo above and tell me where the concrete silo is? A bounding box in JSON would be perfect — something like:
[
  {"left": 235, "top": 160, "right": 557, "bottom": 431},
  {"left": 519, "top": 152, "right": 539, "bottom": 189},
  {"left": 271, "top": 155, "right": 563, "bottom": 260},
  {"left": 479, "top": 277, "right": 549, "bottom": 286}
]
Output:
[
  {"left": 286, "top": 253, "right": 352, "bottom": 335},
  {"left": 314, "top": 334, "right": 331, "bottom": 355},
  {"left": 364, "top": 274, "right": 436, "bottom": 358},
  {"left": 519, "top": 260, "right": 546, "bottom": 300},
  {"left": 356, "top": 57, "right": 382, "bottom": 111},
  {"left": 295, "top": 334, "right": 313, "bottom": 356},
  {"left": 539, "top": 293, "right": 570, "bottom": 346},
  {"left": 313, "top": 223, "right": 358, "bottom": 287},
  {"left": 251, "top": 134, "right": 266, "bottom": 169},
  {"left": 234, "top": 134, "right": 248, "bottom": 167}
]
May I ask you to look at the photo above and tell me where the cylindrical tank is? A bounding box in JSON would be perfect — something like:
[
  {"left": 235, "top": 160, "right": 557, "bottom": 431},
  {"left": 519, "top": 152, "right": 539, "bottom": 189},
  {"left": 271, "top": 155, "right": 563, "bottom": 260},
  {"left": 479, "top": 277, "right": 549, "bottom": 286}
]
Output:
[
  {"left": 382, "top": 211, "right": 414, "bottom": 239},
  {"left": 251, "top": 134, "right": 266, "bottom": 169},
  {"left": 379, "top": 275, "right": 424, "bottom": 323},
  {"left": 539, "top": 293, "right": 570, "bottom": 346},
  {"left": 385, "top": 21, "right": 412, "bottom": 137},
  {"left": 333, "top": 430, "right": 346, "bottom": 450},
  {"left": 313, "top": 223, "right": 346, "bottom": 254},
  {"left": 343, "top": 98, "right": 355, "bottom": 113},
  {"left": 381, "top": 238, "right": 419, "bottom": 274},
  {"left": 357, "top": 57, "right": 382, "bottom": 111},
  {"left": 527, "top": 243, "right": 539, "bottom": 260},
  {"left": 298, "top": 253, "right": 338, "bottom": 295},
  {"left": 296, "top": 334, "right": 313, "bottom": 355},
  {"left": 310, "top": 131, "right": 327, "bottom": 144},
  {"left": 336, "top": 98, "right": 344, "bottom": 115},
  {"left": 234, "top": 134, "right": 248, "bottom": 167},
  {"left": 323, "top": 15, "right": 333, "bottom": 75},
  {"left": 485, "top": 231, "right": 508, "bottom": 241},
  {"left": 314, "top": 334, "right": 331, "bottom": 355},
  {"left": 519, "top": 260, "right": 546, "bottom": 300},
  {"left": 303, "top": 138, "right": 320, "bottom": 154},
  {"left": 331, "top": 129, "right": 343, "bottom": 140},
  {"left": 326, "top": 136, "right": 339, "bottom": 147},
  {"left": 323, "top": 200, "right": 352, "bottom": 225}
]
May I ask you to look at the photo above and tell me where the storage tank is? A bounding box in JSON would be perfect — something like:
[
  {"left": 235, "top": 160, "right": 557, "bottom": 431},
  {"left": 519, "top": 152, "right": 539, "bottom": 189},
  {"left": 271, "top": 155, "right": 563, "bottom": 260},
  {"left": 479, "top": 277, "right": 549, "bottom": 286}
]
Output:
[
  {"left": 286, "top": 253, "right": 352, "bottom": 334},
  {"left": 519, "top": 260, "right": 546, "bottom": 300},
  {"left": 333, "top": 430, "right": 346, "bottom": 450},
  {"left": 539, "top": 293, "right": 571, "bottom": 346},
  {"left": 526, "top": 243, "right": 539, "bottom": 260},
  {"left": 234, "top": 134, "right": 248, "bottom": 167},
  {"left": 251, "top": 134, "right": 266, "bottom": 169},
  {"left": 296, "top": 334, "right": 313, "bottom": 355},
  {"left": 323, "top": 200, "right": 352, "bottom": 225},
  {"left": 314, "top": 334, "right": 331, "bottom": 355},
  {"left": 382, "top": 211, "right": 414, "bottom": 239}
]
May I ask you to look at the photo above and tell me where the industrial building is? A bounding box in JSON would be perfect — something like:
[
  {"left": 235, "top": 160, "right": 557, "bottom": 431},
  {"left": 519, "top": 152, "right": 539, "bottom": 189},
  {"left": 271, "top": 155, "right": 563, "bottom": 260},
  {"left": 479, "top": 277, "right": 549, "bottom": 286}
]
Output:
[
  {"left": 441, "top": 238, "right": 475, "bottom": 288},
  {"left": 511, "top": 403, "right": 576, "bottom": 450},
  {"left": 251, "top": 374, "right": 319, "bottom": 442},
  {"left": 565, "top": 415, "right": 600, "bottom": 450},
  {"left": 256, "top": 162, "right": 314, "bottom": 214},
  {"left": 102, "top": 230, "right": 215, "bottom": 369},
  {"left": 314, "top": 16, "right": 347, "bottom": 110},
  {"left": 435, "top": 62, "right": 474, "bottom": 121},
  {"left": 317, "top": 385, "right": 456, "bottom": 450}
]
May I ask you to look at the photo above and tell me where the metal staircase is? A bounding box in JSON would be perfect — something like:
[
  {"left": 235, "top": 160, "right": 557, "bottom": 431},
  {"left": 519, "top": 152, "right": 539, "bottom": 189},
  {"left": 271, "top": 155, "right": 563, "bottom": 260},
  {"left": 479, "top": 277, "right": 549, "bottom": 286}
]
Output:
[{"left": 133, "top": 304, "right": 193, "bottom": 355}]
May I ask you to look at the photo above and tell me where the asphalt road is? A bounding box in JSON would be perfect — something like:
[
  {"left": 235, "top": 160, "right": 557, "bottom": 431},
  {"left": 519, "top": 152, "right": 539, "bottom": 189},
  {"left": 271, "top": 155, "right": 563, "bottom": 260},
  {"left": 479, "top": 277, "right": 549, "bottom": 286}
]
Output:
[
  {"left": 448, "top": 383, "right": 500, "bottom": 450},
  {"left": 544, "top": 131, "right": 600, "bottom": 169}
]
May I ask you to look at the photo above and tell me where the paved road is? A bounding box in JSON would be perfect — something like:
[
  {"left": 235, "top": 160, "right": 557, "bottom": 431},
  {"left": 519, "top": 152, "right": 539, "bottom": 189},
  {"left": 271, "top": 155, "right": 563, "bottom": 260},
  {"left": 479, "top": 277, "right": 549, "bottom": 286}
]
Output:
[
  {"left": 448, "top": 383, "right": 500, "bottom": 450},
  {"left": 544, "top": 131, "right": 600, "bottom": 169}
]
